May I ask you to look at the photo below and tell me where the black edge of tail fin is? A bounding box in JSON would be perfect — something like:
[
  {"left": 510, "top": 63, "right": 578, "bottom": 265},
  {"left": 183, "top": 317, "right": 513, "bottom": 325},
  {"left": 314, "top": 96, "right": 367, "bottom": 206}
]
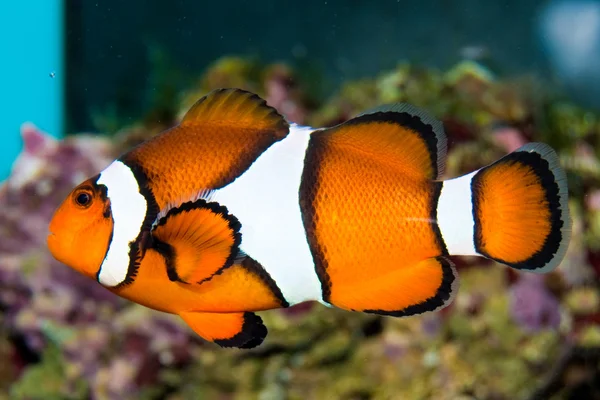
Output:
[{"left": 472, "top": 142, "right": 571, "bottom": 273}]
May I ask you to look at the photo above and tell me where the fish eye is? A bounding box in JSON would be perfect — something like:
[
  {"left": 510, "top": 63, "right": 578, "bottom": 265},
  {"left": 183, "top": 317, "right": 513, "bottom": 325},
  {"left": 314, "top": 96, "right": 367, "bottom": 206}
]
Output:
[{"left": 73, "top": 189, "right": 93, "bottom": 208}]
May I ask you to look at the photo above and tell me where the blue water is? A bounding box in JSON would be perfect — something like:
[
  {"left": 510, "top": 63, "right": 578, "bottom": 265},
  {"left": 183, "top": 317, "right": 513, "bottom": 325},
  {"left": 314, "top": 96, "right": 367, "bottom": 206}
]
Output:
[{"left": 0, "top": 1, "right": 64, "bottom": 181}]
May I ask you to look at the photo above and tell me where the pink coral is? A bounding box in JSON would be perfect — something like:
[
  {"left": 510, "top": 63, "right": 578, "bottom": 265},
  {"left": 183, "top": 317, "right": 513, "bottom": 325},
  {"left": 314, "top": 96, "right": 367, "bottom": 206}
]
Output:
[
  {"left": 265, "top": 64, "right": 308, "bottom": 124},
  {"left": 491, "top": 125, "right": 528, "bottom": 152}
]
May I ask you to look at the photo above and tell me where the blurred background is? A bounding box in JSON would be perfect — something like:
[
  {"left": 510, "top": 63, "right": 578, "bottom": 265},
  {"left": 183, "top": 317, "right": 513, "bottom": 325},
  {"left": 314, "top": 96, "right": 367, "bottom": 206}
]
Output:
[{"left": 1, "top": 0, "right": 600, "bottom": 399}]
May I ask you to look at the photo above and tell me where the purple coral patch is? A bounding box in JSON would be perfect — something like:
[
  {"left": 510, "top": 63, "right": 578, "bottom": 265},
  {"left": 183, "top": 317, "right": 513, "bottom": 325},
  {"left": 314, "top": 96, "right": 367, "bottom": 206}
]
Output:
[{"left": 509, "top": 274, "right": 562, "bottom": 332}]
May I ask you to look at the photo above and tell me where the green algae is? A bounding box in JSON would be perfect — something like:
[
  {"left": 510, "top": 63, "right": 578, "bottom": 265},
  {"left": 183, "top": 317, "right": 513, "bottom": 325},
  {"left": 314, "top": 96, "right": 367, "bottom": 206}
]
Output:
[
  {"left": 139, "top": 269, "right": 570, "bottom": 399},
  {"left": 10, "top": 345, "right": 88, "bottom": 400}
]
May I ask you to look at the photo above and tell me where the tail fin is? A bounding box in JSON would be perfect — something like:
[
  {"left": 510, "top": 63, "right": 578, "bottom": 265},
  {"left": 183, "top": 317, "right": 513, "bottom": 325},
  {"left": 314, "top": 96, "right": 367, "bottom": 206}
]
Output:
[{"left": 470, "top": 143, "right": 571, "bottom": 272}]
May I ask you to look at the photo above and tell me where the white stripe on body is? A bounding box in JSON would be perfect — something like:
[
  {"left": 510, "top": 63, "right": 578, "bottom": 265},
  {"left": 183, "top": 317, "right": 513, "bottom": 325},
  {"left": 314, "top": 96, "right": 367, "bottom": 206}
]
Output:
[
  {"left": 210, "top": 123, "right": 324, "bottom": 306},
  {"left": 97, "top": 161, "right": 148, "bottom": 287},
  {"left": 436, "top": 170, "right": 479, "bottom": 256}
]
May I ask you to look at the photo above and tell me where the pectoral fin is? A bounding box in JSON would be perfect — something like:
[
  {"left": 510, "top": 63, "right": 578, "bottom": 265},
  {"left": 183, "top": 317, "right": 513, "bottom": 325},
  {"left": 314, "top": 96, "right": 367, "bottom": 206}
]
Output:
[
  {"left": 152, "top": 199, "right": 241, "bottom": 284},
  {"left": 179, "top": 311, "right": 267, "bottom": 349}
]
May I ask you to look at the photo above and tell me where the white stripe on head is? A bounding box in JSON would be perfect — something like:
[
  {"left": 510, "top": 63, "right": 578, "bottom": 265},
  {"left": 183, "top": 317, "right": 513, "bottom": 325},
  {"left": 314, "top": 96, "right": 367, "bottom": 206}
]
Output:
[
  {"left": 437, "top": 170, "right": 478, "bottom": 256},
  {"left": 211, "top": 123, "right": 324, "bottom": 306},
  {"left": 96, "top": 160, "right": 148, "bottom": 287}
]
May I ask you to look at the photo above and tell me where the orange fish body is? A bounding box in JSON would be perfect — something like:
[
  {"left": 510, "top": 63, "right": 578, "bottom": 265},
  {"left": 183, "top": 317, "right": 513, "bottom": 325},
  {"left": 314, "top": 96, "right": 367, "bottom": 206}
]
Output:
[{"left": 48, "top": 89, "right": 571, "bottom": 348}]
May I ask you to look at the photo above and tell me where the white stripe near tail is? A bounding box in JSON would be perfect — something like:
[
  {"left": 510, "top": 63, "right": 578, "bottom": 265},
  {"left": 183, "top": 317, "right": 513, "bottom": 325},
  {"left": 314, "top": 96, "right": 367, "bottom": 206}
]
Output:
[{"left": 436, "top": 171, "right": 478, "bottom": 256}]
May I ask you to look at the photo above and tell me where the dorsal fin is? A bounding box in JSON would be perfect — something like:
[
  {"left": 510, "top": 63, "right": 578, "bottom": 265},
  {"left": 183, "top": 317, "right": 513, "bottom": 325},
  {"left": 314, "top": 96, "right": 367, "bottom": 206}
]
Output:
[
  {"left": 122, "top": 89, "right": 290, "bottom": 210},
  {"left": 315, "top": 103, "right": 447, "bottom": 180},
  {"left": 181, "top": 88, "right": 289, "bottom": 135}
]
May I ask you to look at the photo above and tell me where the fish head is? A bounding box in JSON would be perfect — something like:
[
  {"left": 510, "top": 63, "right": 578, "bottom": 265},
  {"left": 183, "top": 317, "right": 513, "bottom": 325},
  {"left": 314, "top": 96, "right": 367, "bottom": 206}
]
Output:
[{"left": 47, "top": 175, "right": 114, "bottom": 280}]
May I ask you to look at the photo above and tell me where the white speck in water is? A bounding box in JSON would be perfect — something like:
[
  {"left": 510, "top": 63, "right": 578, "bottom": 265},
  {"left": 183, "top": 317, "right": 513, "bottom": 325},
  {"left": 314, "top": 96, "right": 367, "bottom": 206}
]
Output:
[{"left": 49, "top": 71, "right": 56, "bottom": 78}]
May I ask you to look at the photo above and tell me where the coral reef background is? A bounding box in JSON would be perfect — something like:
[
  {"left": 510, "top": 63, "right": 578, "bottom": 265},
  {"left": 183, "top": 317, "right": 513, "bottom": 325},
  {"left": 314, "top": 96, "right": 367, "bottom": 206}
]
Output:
[{"left": 1, "top": 55, "right": 599, "bottom": 399}]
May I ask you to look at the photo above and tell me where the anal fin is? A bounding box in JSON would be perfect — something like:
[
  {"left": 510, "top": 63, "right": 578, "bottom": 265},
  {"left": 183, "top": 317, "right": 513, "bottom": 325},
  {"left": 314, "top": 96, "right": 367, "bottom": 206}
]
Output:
[
  {"left": 330, "top": 256, "right": 458, "bottom": 317},
  {"left": 179, "top": 311, "right": 267, "bottom": 349}
]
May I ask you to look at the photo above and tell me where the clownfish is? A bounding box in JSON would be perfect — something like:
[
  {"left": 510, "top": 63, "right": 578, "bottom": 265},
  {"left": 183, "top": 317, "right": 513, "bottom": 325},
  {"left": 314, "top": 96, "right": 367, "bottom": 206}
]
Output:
[{"left": 47, "top": 88, "right": 571, "bottom": 348}]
